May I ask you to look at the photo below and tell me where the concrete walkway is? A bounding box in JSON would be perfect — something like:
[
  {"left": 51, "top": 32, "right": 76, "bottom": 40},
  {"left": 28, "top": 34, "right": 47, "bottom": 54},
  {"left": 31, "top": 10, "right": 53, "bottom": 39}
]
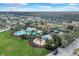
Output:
[
  {"left": 47, "top": 38, "right": 79, "bottom": 56},
  {"left": 0, "top": 28, "right": 10, "bottom": 33}
]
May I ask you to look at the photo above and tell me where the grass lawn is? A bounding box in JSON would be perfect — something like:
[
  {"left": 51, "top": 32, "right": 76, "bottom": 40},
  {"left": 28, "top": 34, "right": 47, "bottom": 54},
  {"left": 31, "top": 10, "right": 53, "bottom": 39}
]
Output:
[{"left": 0, "top": 31, "right": 50, "bottom": 56}]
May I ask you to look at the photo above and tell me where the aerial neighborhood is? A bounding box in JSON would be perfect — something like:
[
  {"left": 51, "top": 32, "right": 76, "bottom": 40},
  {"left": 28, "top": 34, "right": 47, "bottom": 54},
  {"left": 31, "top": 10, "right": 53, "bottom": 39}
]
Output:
[{"left": 0, "top": 12, "right": 79, "bottom": 56}]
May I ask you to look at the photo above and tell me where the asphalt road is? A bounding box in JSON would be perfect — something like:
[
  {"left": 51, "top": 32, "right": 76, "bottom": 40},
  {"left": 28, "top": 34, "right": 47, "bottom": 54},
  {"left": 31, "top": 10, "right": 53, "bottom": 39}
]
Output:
[{"left": 47, "top": 38, "right": 79, "bottom": 56}]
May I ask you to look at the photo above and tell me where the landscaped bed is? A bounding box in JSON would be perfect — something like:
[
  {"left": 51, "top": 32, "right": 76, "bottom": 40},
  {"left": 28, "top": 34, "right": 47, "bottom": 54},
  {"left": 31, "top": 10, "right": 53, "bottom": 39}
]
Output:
[{"left": 0, "top": 31, "right": 50, "bottom": 56}]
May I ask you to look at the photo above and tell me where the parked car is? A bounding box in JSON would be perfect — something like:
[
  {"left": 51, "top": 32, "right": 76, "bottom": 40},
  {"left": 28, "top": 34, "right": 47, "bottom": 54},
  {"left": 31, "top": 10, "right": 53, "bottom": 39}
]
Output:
[{"left": 53, "top": 49, "right": 58, "bottom": 55}]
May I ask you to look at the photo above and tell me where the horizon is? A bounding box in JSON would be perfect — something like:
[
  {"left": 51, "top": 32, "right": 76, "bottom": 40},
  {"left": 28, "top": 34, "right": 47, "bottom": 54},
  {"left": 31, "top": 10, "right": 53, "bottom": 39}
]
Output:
[{"left": 0, "top": 3, "right": 79, "bottom": 12}]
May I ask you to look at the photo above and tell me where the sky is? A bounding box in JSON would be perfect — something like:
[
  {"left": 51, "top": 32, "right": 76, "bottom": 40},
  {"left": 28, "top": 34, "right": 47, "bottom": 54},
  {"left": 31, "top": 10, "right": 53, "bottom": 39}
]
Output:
[{"left": 0, "top": 3, "right": 79, "bottom": 12}]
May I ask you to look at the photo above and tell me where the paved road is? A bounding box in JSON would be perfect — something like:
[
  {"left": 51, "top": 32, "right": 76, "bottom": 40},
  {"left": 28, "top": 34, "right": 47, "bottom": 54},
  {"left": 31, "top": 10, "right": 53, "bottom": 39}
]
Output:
[{"left": 47, "top": 38, "right": 79, "bottom": 56}]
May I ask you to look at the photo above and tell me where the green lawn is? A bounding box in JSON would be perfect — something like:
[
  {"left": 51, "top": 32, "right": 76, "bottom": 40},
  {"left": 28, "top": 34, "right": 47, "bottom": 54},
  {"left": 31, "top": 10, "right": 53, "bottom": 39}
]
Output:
[{"left": 0, "top": 31, "right": 50, "bottom": 56}]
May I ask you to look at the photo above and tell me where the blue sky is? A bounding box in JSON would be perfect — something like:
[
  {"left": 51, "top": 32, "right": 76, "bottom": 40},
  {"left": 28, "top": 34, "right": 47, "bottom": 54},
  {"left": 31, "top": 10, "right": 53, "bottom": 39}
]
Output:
[{"left": 0, "top": 3, "right": 79, "bottom": 12}]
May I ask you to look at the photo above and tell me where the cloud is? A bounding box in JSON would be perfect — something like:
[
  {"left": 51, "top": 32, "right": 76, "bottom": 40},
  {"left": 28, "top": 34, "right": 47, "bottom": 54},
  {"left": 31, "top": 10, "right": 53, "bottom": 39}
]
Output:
[
  {"left": 0, "top": 3, "right": 79, "bottom": 12},
  {"left": 27, "top": 4, "right": 79, "bottom": 12},
  {"left": 67, "top": 3, "right": 79, "bottom": 6},
  {"left": 18, "top": 3, "right": 28, "bottom": 5}
]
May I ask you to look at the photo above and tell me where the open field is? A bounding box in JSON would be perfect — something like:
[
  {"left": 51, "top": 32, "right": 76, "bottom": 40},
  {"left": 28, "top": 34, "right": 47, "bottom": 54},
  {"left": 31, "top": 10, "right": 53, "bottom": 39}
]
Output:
[{"left": 0, "top": 31, "right": 50, "bottom": 56}]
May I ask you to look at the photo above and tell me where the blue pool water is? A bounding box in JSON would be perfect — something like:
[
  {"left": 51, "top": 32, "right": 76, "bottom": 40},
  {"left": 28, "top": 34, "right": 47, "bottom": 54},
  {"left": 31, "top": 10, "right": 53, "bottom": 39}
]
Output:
[
  {"left": 41, "top": 35, "right": 50, "bottom": 40},
  {"left": 13, "top": 27, "right": 37, "bottom": 36},
  {"left": 13, "top": 30, "right": 26, "bottom": 36}
]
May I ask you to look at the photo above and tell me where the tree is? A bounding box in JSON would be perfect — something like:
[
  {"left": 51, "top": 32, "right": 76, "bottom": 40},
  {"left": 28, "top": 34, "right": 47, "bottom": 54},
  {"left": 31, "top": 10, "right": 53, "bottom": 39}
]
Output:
[
  {"left": 15, "top": 22, "right": 21, "bottom": 31},
  {"left": 60, "top": 32, "right": 75, "bottom": 48},
  {"left": 10, "top": 24, "right": 15, "bottom": 33},
  {"left": 45, "top": 39, "right": 55, "bottom": 50},
  {"left": 45, "top": 34, "right": 61, "bottom": 50},
  {"left": 24, "top": 19, "right": 33, "bottom": 27},
  {"left": 53, "top": 34, "right": 61, "bottom": 47},
  {"left": 67, "top": 25, "right": 74, "bottom": 30}
]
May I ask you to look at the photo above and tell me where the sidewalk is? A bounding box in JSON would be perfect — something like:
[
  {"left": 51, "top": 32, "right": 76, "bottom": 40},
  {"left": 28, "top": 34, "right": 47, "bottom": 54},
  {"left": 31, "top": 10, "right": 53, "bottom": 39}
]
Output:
[{"left": 0, "top": 28, "right": 10, "bottom": 33}]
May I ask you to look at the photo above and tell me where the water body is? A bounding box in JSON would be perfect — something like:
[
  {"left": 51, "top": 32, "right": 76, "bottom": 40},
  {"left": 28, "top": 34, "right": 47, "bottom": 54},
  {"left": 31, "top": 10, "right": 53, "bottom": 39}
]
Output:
[{"left": 13, "top": 27, "right": 37, "bottom": 36}]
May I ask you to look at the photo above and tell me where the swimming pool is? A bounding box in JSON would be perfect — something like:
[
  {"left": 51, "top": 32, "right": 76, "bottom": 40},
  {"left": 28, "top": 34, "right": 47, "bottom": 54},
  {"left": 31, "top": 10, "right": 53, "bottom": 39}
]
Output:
[
  {"left": 41, "top": 35, "right": 52, "bottom": 40},
  {"left": 13, "top": 27, "right": 38, "bottom": 36},
  {"left": 13, "top": 30, "right": 26, "bottom": 36}
]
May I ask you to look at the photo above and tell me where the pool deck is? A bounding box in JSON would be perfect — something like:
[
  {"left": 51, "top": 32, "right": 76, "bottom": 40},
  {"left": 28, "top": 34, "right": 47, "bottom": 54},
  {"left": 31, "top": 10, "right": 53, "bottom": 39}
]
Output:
[{"left": 33, "top": 38, "right": 46, "bottom": 46}]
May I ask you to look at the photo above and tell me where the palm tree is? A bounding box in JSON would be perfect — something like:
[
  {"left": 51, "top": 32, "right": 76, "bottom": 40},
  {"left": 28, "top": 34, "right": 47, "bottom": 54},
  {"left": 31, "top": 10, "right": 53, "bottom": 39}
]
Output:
[
  {"left": 10, "top": 24, "right": 14, "bottom": 33},
  {"left": 15, "top": 22, "right": 24, "bottom": 36},
  {"left": 37, "top": 30, "right": 43, "bottom": 47},
  {"left": 45, "top": 39, "right": 55, "bottom": 50}
]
